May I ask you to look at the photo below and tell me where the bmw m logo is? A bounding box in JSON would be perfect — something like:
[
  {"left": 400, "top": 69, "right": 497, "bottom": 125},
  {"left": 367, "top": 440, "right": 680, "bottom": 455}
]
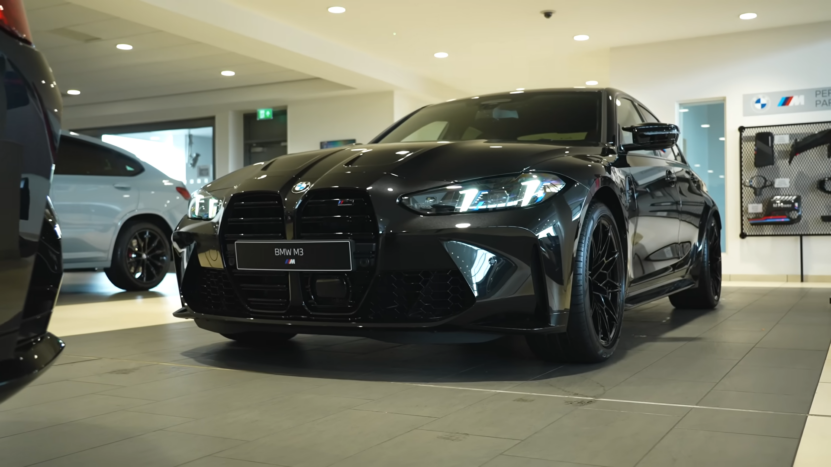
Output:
[
  {"left": 285, "top": 259, "right": 296, "bottom": 265},
  {"left": 292, "top": 181, "right": 311, "bottom": 193}
]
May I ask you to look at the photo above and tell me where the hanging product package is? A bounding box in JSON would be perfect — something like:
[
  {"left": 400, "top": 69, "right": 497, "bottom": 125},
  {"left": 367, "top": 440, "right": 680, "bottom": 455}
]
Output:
[
  {"left": 754, "top": 132, "right": 775, "bottom": 167},
  {"left": 749, "top": 195, "right": 802, "bottom": 225}
]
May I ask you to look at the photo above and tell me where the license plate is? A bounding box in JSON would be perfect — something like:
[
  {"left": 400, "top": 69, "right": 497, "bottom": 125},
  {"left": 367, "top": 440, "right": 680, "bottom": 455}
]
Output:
[{"left": 234, "top": 240, "right": 353, "bottom": 271}]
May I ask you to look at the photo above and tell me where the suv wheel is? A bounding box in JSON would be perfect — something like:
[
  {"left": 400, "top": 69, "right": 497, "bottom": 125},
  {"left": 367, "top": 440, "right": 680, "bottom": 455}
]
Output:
[{"left": 105, "top": 221, "right": 171, "bottom": 291}]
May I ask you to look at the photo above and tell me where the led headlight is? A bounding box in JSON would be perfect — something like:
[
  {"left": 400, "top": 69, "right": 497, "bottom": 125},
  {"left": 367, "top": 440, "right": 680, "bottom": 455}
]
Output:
[
  {"left": 188, "top": 189, "right": 221, "bottom": 220},
  {"left": 402, "top": 173, "right": 566, "bottom": 215}
]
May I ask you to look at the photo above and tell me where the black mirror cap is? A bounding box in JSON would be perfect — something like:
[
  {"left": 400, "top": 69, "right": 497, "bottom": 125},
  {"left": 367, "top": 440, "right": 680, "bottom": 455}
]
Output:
[{"left": 622, "top": 123, "right": 680, "bottom": 151}]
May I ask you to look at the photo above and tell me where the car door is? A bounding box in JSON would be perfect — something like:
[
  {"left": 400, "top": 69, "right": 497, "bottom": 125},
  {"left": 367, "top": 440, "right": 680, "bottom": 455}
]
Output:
[
  {"left": 671, "top": 144, "right": 708, "bottom": 258},
  {"left": 51, "top": 137, "right": 141, "bottom": 266},
  {"left": 613, "top": 97, "right": 682, "bottom": 282}
]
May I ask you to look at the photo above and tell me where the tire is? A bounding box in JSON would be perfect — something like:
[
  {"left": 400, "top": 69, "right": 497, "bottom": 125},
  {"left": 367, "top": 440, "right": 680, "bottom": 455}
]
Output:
[
  {"left": 669, "top": 217, "right": 722, "bottom": 310},
  {"left": 221, "top": 332, "right": 297, "bottom": 346},
  {"left": 105, "top": 221, "right": 171, "bottom": 291},
  {"left": 527, "top": 202, "right": 626, "bottom": 363}
]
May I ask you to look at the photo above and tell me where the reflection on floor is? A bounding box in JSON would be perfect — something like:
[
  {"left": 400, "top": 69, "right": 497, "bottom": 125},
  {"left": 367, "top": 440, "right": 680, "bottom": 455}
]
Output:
[{"left": 2, "top": 275, "right": 830, "bottom": 467}]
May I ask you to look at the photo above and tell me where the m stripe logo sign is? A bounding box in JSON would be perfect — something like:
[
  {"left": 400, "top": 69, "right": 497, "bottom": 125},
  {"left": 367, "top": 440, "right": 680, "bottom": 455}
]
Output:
[{"left": 778, "top": 95, "right": 805, "bottom": 107}]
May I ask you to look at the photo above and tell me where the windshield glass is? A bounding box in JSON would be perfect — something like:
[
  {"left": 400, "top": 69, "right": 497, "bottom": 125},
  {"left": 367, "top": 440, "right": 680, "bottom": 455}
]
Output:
[{"left": 378, "top": 91, "right": 602, "bottom": 145}]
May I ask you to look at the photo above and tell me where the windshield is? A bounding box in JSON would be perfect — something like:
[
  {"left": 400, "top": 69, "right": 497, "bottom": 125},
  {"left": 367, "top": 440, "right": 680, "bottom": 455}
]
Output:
[{"left": 378, "top": 91, "right": 602, "bottom": 145}]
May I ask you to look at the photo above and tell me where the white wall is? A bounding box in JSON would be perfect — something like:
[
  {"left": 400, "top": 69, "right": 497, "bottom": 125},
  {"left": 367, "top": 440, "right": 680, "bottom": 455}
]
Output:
[
  {"left": 394, "top": 91, "right": 438, "bottom": 121},
  {"left": 611, "top": 21, "right": 831, "bottom": 278},
  {"left": 287, "top": 92, "right": 396, "bottom": 153}
]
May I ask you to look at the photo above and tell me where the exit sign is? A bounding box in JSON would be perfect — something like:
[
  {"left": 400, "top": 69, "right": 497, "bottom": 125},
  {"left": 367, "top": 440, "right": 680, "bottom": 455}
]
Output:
[{"left": 257, "top": 108, "right": 273, "bottom": 120}]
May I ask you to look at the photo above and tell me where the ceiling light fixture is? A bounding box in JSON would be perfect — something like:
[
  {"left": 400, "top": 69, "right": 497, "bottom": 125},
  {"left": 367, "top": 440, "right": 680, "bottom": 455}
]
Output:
[
  {"left": 116, "top": 44, "right": 133, "bottom": 50},
  {"left": 221, "top": 70, "right": 235, "bottom": 76},
  {"left": 67, "top": 90, "right": 81, "bottom": 95},
  {"left": 434, "top": 52, "right": 449, "bottom": 59},
  {"left": 328, "top": 6, "right": 346, "bottom": 14},
  {"left": 739, "top": 12, "right": 757, "bottom": 20},
  {"left": 679, "top": 108, "right": 689, "bottom": 112},
  {"left": 701, "top": 124, "right": 710, "bottom": 128},
  {"left": 516, "top": 88, "right": 525, "bottom": 91},
  {"left": 586, "top": 80, "right": 598, "bottom": 86},
  {"left": 574, "top": 34, "right": 590, "bottom": 41},
  {"left": 574, "top": 86, "right": 586, "bottom": 88}
]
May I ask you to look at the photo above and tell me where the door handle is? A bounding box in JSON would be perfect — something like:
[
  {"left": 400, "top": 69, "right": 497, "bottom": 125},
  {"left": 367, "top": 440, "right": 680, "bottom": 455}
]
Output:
[{"left": 113, "top": 183, "right": 131, "bottom": 190}]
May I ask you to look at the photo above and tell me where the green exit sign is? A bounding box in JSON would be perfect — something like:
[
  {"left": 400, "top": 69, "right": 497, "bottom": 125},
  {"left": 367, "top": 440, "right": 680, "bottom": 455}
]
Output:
[{"left": 257, "top": 108, "right": 273, "bottom": 120}]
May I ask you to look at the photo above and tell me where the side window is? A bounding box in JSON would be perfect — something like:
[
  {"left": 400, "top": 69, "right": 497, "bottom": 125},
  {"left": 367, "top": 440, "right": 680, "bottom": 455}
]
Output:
[
  {"left": 616, "top": 98, "right": 643, "bottom": 145},
  {"left": 637, "top": 105, "right": 659, "bottom": 123},
  {"left": 55, "top": 138, "right": 143, "bottom": 176}
]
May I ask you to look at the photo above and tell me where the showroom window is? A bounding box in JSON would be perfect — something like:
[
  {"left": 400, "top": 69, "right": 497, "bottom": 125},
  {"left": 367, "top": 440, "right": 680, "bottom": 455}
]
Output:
[
  {"left": 679, "top": 101, "right": 726, "bottom": 251},
  {"left": 55, "top": 137, "right": 144, "bottom": 176},
  {"left": 76, "top": 118, "right": 215, "bottom": 194}
]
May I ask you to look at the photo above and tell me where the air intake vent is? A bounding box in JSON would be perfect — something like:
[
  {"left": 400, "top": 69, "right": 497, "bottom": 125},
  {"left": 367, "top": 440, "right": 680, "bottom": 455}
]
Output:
[
  {"left": 221, "top": 192, "right": 290, "bottom": 314},
  {"left": 297, "top": 189, "right": 377, "bottom": 314},
  {"left": 364, "top": 270, "right": 475, "bottom": 322}
]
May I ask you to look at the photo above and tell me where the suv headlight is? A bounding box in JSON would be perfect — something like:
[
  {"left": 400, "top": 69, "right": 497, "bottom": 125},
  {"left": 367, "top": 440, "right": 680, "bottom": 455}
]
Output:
[
  {"left": 188, "top": 189, "right": 221, "bottom": 220},
  {"left": 402, "top": 173, "right": 566, "bottom": 215}
]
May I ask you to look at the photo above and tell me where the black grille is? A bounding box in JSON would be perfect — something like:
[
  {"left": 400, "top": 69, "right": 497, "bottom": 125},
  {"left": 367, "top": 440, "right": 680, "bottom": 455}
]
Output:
[
  {"left": 297, "top": 189, "right": 377, "bottom": 314},
  {"left": 221, "top": 192, "right": 290, "bottom": 314},
  {"left": 364, "top": 270, "right": 475, "bottom": 322},
  {"left": 181, "top": 262, "right": 247, "bottom": 317}
]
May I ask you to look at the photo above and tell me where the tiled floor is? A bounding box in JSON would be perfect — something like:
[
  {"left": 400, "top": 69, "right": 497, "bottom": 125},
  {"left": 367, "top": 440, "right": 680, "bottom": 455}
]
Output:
[{"left": 2, "top": 275, "right": 831, "bottom": 467}]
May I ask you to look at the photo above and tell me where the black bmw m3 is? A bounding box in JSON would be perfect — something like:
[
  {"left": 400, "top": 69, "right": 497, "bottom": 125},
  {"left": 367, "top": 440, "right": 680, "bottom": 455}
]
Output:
[{"left": 173, "top": 88, "right": 722, "bottom": 362}]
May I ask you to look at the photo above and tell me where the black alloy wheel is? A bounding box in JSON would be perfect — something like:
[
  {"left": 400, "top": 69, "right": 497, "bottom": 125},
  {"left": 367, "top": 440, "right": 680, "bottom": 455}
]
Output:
[
  {"left": 669, "top": 217, "right": 722, "bottom": 310},
  {"left": 527, "top": 202, "right": 626, "bottom": 362},
  {"left": 105, "top": 222, "right": 171, "bottom": 291}
]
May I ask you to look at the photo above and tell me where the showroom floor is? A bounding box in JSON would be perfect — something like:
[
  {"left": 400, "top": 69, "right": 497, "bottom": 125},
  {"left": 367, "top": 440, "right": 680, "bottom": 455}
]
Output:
[{"left": 2, "top": 274, "right": 831, "bottom": 467}]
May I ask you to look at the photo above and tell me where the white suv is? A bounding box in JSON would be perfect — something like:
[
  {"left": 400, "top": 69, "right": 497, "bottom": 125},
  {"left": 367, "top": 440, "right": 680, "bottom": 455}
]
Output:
[{"left": 51, "top": 132, "right": 189, "bottom": 290}]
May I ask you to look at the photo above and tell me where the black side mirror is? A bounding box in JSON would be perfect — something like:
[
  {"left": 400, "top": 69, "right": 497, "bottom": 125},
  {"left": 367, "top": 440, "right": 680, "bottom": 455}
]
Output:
[{"left": 622, "top": 123, "right": 679, "bottom": 152}]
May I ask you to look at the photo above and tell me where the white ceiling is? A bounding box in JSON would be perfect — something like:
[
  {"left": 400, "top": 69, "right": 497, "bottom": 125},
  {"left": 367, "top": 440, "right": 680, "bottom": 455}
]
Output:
[
  {"left": 229, "top": 0, "right": 831, "bottom": 94},
  {"left": 26, "top": 0, "right": 315, "bottom": 106}
]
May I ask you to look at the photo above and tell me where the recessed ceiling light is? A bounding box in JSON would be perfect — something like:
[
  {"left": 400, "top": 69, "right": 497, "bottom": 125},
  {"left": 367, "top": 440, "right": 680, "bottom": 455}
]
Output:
[
  {"left": 586, "top": 80, "right": 598, "bottom": 86},
  {"left": 67, "top": 89, "right": 81, "bottom": 95},
  {"left": 116, "top": 44, "right": 133, "bottom": 50},
  {"left": 328, "top": 6, "right": 346, "bottom": 14},
  {"left": 719, "top": 137, "right": 725, "bottom": 141},
  {"left": 701, "top": 124, "right": 710, "bottom": 128},
  {"left": 739, "top": 12, "right": 757, "bottom": 20},
  {"left": 434, "top": 52, "right": 449, "bottom": 59},
  {"left": 510, "top": 91, "right": 524, "bottom": 94},
  {"left": 574, "top": 35, "right": 590, "bottom": 41},
  {"left": 221, "top": 70, "right": 235, "bottom": 77},
  {"left": 516, "top": 88, "right": 525, "bottom": 91},
  {"left": 679, "top": 108, "right": 689, "bottom": 112},
  {"left": 574, "top": 86, "right": 586, "bottom": 88}
]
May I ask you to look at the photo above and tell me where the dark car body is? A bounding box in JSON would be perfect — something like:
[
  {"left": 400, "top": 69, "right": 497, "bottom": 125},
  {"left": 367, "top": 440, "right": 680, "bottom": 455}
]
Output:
[
  {"left": 0, "top": 3, "right": 65, "bottom": 403},
  {"left": 172, "top": 88, "right": 719, "bottom": 344}
]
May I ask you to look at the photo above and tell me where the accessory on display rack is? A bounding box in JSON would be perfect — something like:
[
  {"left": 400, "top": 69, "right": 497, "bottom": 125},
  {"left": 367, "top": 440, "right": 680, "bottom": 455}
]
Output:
[
  {"left": 754, "top": 132, "right": 775, "bottom": 167},
  {"left": 743, "top": 175, "right": 774, "bottom": 196},
  {"left": 819, "top": 177, "right": 831, "bottom": 194},
  {"left": 749, "top": 195, "right": 802, "bottom": 225},
  {"left": 822, "top": 216, "right": 831, "bottom": 223},
  {"left": 788, "top": 128, "right": 831, "bottom": 164}
]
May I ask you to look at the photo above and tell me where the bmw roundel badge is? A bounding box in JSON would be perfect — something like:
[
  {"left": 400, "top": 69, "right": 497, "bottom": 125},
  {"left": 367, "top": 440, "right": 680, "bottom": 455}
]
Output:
[{"left": 292, "top": 181, "right": 311, "bottom": 193}]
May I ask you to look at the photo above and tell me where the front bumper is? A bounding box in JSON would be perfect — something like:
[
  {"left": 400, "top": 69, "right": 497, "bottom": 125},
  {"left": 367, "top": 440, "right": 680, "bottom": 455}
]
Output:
[
  {"left": 172, "top": 188, "right": 583, "bottom": 338},
  {"left": 0, "top": 333, "right": 64, "bottom": 404}
]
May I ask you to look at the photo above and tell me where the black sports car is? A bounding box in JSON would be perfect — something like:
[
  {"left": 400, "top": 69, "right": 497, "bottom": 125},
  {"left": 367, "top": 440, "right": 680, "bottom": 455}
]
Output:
[
  {"left": 173, "top": 88, "right": 721, "bottom": 362},
  {"left": 0, "top": 0, "right": 64, "bottom": 403}
]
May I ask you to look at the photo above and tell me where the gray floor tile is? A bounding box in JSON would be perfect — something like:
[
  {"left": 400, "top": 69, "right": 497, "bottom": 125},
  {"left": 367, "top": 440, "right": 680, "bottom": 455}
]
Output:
[
  {"left": 668, "top": 341, "right": 754, "bottom": 360},
  {"left": 28, "top": 359, "right": 152, "bottom": 386},
  {"left": 483, "top": 456, "right": 606, "bottom": 467},
  {"left": 506, "top": 407, "right": 680, "bottom": 467},
  {"left": 332, "top": 429, "right": 517, "bottom": 467},
  {"left": 179, "top": 457, "right": 284, "bottom": 467},
  {"left": 697, "top": 326, "right": 769, "bottom": 344},
  {"left": 737, "top": 347, "right": 827, "bottom": 370},
  {"left": 756, "top": 324, "right": 831, "bottom": 350},
  {"left": 676, "top": 407, "right": 806, "bottom": 438},
  {"left": 73, "top": 362, "right": 208, "bottom": 386},
  {"left": 0, "top": 411, "right": 193, "bottom": 467},
  {"left": 634, "top": 355, "right": 738, "bottom": 383},
  {"left": 99, "top": 368, "right": 269, "bottom": 401},
  {"left": 304, "top": 379, "right": 412, "bottom": 399},
  {"left": 166, "top": 393, "right": 369, "bottom": 440},
  {"left": 779, "top": 309, "right": 831, "bottom": 325},
  {"left": 31, "top": 430, "right": 244, "bottom": 467},
  {"left": 317, "top": 339, "right": 403, "bottom": 354},
  {"left": 355, "top": 385, "right": 494, "bottom": 417},
  {"left": 422, "top": 392, "right": 577, "bottom": 440},
  {"left": 714, "top": 365, "right": 819, "bottom": 396},
  {"left": 636, "top": 428, "right": 799, "bottom": 467},
  {"left": 600, "top": 375, "right": 716, "bottom": 405},
  {"left": 698, "top": 390, "right": 813, "bottom": 414},
  {"left": 0, "top": 394, "right": 150, "bottom": 437},
  {"left": 0, "top": 380, "right": 120, "bottom": 411},
  {"left": 215, "top": 409, "right": 432, "bottom": 467},
  {"left": 53, "top": 355, "right": 99, "bottom": 366}
]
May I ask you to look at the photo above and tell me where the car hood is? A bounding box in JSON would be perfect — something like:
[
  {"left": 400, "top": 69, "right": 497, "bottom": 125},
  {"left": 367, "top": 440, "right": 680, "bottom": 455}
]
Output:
[{"left": 204, "top": 140, "right": 598, "bottom": 197}]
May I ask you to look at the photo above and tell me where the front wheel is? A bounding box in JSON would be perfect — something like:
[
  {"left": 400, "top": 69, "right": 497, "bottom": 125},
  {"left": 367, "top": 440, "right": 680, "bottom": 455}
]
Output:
[
  {"left": 105, "top": 222, "right": 171, "bottom": 291},
  {"left": 527, "top": 202, "right": 626, "bottom": 363},
  {"left": 669, "top": 218, "right": 721, "bottom": 310}
]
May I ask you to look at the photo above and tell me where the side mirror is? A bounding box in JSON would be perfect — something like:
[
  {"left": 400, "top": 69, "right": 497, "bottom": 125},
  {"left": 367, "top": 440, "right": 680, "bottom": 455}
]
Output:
[{"left": 621, "top": 123, "right": 679, "bottom": 152}]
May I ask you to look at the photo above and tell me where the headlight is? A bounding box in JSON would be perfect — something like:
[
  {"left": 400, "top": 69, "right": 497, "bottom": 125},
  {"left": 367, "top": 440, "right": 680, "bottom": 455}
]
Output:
[
  {"left": 188, "top": 189, "right": 221, "bottom": 220},
  {"left": 402, "top": 173, "right": 566, "bottom": 215}
]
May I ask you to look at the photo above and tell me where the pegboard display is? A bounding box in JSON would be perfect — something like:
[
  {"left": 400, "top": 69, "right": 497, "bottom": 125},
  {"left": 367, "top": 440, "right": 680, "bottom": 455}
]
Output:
[{"left": 739, "top": 121, "right": 831, "bottom": 238}]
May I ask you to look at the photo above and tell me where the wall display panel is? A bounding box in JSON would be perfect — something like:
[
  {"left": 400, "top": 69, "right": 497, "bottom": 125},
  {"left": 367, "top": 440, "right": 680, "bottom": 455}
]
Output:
[{"left": 739, "top": 121, "right": 831, "bottom": 238}]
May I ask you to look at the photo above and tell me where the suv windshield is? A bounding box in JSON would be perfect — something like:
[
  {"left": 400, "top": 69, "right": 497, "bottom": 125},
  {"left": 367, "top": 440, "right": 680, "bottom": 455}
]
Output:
[{"left": 378, "top": 91, "right": 602, "bottom": 145}]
